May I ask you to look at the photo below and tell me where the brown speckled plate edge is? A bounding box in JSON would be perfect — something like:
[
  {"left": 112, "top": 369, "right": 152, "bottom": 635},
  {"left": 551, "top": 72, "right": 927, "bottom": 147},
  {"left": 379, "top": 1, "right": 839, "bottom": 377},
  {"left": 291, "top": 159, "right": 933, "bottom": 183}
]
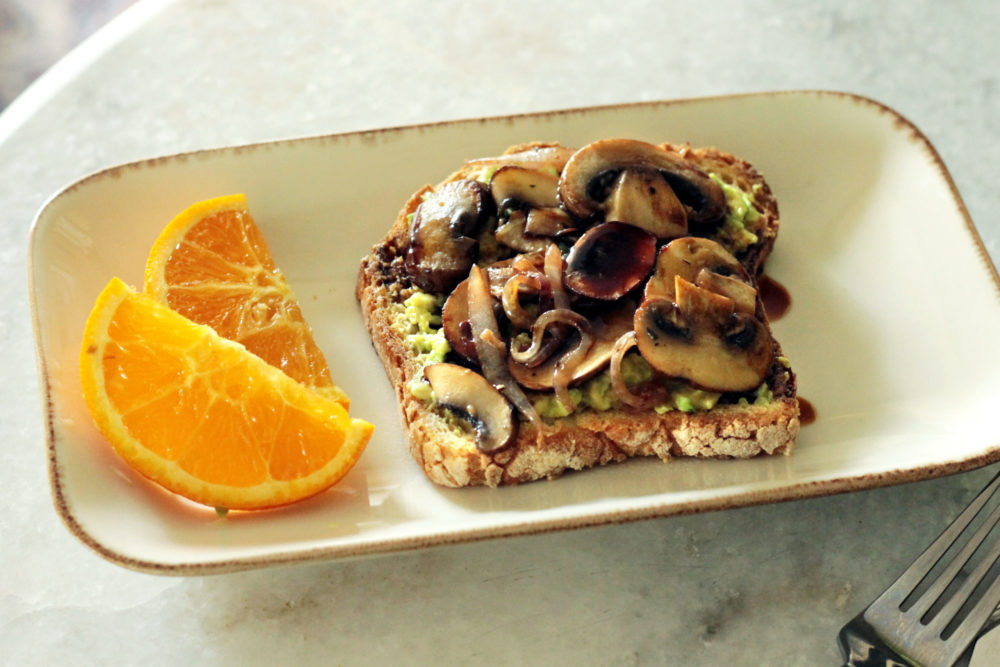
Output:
[{"left": 28, "top": 90, "right": 1000, "bottom": 575}]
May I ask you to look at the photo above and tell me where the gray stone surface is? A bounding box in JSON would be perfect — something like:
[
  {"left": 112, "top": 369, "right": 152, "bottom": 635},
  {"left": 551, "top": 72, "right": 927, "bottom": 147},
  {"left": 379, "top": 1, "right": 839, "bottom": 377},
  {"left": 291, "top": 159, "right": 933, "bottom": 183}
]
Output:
[{"left": 2, "top": 1, "right": 998, "bottom": 664}]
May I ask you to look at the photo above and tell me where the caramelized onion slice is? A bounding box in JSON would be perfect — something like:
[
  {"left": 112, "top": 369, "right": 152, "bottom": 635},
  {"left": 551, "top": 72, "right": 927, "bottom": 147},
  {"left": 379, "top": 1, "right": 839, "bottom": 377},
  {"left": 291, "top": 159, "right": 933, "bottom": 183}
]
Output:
[
  {"left": 467, "top": 265, "right": 541, "bottom": 427},
  {"left": 549, "top": 311, "right": 594, "bottom": 414},
  {"left": 610, "top": 331, "right": 660, "bottom": 408},
  {"left": 502, "top": 273, "right": 544, "bottom": 330},
  {"left": 507, "top": 309, "right": 594, "bottom": 415},
  {"left": 543, "top": 243, "right": 570, "bottom": 311},
  {"left": 510, "top": 307, "right": 578, "bottom": 368}
]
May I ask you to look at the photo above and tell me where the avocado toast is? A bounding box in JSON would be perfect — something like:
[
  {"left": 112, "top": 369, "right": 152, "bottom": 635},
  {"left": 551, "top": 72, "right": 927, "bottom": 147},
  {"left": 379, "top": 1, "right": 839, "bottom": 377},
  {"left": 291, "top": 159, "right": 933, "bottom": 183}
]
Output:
[{"left": 356, "top": 139, "right": 799, "bottom": 487}]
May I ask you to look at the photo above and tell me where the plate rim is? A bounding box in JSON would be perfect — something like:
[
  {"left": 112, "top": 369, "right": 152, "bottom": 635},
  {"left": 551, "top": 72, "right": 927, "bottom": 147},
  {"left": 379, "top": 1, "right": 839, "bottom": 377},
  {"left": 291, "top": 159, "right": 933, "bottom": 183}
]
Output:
[{"left": 28, "top": 89, "right": 1000, "bottom": 575}]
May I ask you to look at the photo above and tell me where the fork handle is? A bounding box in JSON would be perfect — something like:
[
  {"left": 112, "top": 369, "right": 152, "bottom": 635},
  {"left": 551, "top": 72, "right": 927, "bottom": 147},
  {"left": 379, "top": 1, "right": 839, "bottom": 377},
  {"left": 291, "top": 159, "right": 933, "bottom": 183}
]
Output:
[{"left": 837, "top": 613, "right": 910, "bottom": 666}]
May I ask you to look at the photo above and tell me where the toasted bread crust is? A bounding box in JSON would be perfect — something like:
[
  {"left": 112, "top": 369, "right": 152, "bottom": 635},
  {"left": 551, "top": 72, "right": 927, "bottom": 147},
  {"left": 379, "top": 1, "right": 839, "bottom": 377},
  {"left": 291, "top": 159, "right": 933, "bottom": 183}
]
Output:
[{"left": 356, "top": 142, "right": 799, "bottom": 488}]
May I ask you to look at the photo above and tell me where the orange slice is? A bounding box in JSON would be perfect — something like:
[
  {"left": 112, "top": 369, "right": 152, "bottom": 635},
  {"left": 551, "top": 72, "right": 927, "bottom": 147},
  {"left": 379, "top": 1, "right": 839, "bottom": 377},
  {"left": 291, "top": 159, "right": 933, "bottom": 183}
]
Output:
[
  {"left": 144, "top": 194, "right": 348, "bottom": 407},
  {"left": 80, "top": 277, "right": 373, "bottom": 510}
]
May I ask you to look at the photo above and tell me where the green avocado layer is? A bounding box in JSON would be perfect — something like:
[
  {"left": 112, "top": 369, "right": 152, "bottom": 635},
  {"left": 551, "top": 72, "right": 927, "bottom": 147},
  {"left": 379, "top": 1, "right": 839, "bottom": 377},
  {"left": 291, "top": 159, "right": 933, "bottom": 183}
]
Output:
[
  {"left": 392, "top": 292, "right": 450, "bottom": 401},
  {"left": 392, "top": 288, "right": 773, "bottom": 417},
  {"left": 709, "top": 172, "right": 763, "bottom": 255}
]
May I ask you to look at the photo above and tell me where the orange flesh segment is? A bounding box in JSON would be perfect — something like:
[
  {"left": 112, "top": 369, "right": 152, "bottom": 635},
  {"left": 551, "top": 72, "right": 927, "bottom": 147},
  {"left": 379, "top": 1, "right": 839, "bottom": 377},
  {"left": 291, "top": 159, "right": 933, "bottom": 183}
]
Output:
[
  {"left": 81, "top": 278, "right": 372, "bottom": 510},
  {"left": 145, "top": 195, "right": 346, "bottom": 407}
]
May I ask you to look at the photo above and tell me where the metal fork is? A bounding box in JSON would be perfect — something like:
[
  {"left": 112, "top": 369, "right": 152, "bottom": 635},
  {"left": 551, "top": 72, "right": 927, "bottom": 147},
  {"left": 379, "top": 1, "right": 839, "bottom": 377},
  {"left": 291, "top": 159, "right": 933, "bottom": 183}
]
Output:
[{"left": 838, "top": 471, "right": 1000, "bottom": 666}]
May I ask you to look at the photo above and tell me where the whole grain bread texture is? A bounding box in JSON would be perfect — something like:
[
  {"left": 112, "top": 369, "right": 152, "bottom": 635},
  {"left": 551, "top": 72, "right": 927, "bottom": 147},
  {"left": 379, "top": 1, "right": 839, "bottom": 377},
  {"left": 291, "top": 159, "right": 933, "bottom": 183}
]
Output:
[{"left": 356, "top": 140, "right": 800, "bottom": 488}]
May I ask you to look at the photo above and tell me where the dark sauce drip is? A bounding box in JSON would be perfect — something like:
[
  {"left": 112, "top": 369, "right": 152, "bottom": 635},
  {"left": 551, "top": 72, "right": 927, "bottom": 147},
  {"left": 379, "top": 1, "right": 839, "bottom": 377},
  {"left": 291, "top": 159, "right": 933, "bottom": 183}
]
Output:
[
  {"left": 798, "top": 397, "right": 816, "bottom": 426},
  {"left": 759, "top": 274, "right": 791, "bottom": 321}
]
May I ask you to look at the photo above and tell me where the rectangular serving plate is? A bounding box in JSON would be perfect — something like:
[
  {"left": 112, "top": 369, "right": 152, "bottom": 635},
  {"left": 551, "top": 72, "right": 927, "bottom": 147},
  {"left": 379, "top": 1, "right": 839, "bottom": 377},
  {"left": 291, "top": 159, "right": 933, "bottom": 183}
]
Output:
[{"left": 29, "top": 91, "right": 1000, "bottom": 574}]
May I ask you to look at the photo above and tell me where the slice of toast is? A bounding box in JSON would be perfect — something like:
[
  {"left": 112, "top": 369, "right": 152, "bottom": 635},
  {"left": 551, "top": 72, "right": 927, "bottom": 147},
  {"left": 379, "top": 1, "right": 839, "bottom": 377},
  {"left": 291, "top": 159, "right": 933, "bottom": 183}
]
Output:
[{"left": 356, "top": 139, "right": 799, "bottom": 487}]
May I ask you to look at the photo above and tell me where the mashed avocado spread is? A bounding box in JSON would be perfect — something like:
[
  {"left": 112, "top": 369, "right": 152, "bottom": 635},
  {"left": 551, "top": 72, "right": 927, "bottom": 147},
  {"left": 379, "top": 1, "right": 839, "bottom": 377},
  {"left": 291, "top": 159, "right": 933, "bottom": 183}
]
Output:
[
  {"left": 391, "top": 288, "right": 773, "bottom": 418},
  {"left": 392, "top": 292, "right": 450, "bottom": 401},
  {"left": 529, "top": 356, "right": 723, "bottom": 418},
  {"left": 709, "top": 173, "right": 763, "bottom": 255}
]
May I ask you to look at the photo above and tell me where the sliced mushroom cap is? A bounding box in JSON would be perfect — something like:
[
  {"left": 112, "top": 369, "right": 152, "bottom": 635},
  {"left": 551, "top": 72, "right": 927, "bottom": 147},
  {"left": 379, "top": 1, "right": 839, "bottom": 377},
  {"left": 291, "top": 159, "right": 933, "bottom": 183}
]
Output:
[
  {"left": 564, "top": 222, "right": 656, "bottom": 300},
  {"left": 441, "top": 278, "right": 477, "bottom": 362},
  {"left": 509, "top": 300, "right": 634, "bottom": 390},
  {"left": 558, "top": 139, "right": 726, "bottom": 226},
  {"left": 490, "top": 166, "right": 561, "bottom": 211},
  {"left": 644, "top": 237, "right": 750, "bottom": 302},
  {"left": 405, "top": 179, "right": 490, "bottom": 293},
  {"left": 605, "top": 169, "right": 687, "bottom": 240},
  {"left": 464, "top": 144, "right": 575, "bottom": 173},
  {"left": 424, "top": 363, "right": 516, "bottom": 454},
  {"left": 633, "top": 281, "right": 773, "bottom": 392},
  {"left": 443, "top": 268, "right": 533, "bottom": 363}
]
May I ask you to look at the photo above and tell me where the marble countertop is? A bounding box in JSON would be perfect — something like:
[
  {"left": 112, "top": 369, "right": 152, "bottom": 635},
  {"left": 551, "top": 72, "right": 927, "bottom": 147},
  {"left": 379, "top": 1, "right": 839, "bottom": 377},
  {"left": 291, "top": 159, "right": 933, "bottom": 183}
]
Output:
[{"left": 3, "top": 1, "right": 999, "bottom": 664}]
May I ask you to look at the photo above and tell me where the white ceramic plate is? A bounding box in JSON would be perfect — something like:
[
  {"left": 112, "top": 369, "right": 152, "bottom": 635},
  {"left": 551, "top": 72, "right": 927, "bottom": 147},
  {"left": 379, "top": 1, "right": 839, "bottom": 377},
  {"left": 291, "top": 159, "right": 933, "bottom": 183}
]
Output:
[{"left": 29, "top": 91, "right": 1000, "bottom": 574}]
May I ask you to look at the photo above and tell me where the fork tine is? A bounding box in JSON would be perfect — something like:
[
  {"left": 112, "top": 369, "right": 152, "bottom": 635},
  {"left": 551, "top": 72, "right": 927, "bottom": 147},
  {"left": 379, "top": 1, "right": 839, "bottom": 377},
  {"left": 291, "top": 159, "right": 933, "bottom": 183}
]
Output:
[
  {"left": 924, "top": 551, "right": 1000, "bottom": 667},
  {"left": 874, "top": 473, "right": 1000, "bottom": 610},
  {"left": 934, "top": 507, "right": 1000, "bottom": 641},
  {"left": 845, "top": 473, "right": 1000, "bottom": 666},
  {"left": 911, "top": 500, "right": 1000, "bottom": 621}
]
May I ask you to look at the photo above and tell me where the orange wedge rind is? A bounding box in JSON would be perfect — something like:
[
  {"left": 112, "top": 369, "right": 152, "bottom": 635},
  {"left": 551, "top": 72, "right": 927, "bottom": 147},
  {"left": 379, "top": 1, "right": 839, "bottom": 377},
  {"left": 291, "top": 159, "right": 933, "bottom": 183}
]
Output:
[{"left": 81, "top": 278, "right": 372, "bottom": 511}]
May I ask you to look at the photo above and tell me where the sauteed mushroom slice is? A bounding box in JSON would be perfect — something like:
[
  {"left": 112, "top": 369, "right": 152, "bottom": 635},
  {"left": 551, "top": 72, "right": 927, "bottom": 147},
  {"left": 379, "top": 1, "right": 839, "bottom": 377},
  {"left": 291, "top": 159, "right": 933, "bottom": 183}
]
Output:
[
  {"left": 525, "top": 208, "right": 574, "bottom": 237},
  {"left": 424, "top": 363, "right": 516, "bottom": 454},
  {"left": 558, "top": 139, "right": 726, "bottom": 226},
  {"left": 644, "top": 237, "right": 749, "bottom": 302},
  {"left": 441, "top": 278, "right": 478, "bottom": 362},
  {"left": 564, "top": 222, "right": 656, "bottom": 300},
  {"left": 464, "top": 143, "right": 576, "bottom": 174},
  {"left": 404, "top": 179, "right": 490, "bottom": 293},
  {"left": 467, "top": 265, "right": 541, "bottom": 426},
  {"left": 633, "top": 280, "right": 772, "bottom": 392},
  {"left": 605, "top": 169, "right": 687, "bottom": 240},
  {"left": 490, "top": 166, "right": 561, "bottom": 211}
]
